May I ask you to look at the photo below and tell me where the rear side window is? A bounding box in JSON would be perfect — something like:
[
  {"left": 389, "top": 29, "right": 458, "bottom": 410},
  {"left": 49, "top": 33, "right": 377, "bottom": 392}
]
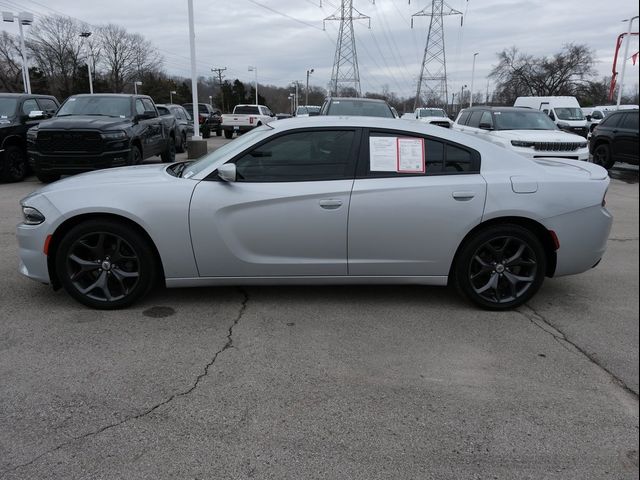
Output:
[
  {"left": 599, "top": 114, "right": 621, "bottom": 128},
  {"left": 467, "top": 111, "right": 483, "bottom": 128},
  {"left": 621, "top": 112, "right": 639, "bottom": 130},
  {"left": 361, "top": 130, "right": 479, "bottom": 178}
]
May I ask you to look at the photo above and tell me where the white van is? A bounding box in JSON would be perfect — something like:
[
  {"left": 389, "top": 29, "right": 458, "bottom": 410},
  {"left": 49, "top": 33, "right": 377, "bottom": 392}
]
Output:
[{"left": 514, "top": 96, "right": 588, "bottom": 138}]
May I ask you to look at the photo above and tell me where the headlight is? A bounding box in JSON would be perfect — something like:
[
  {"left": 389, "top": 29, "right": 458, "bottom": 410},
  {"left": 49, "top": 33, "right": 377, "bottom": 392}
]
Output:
[
  {"left": 578, "top": 141, "right": 587, "bottom": 148},
  {"left": 511, "top": 140, "right": 534, "bottom": 148},
  {"left": 22, "top": 206, "right": 45, "bottom": 225},
  {"left": 101, "top": 131, "right": 127, "bottom": 140}
]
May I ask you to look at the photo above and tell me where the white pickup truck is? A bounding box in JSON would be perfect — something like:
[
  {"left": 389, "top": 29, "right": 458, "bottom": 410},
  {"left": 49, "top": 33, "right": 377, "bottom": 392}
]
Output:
[
  {"left": 221, "top": 104, "right": 276, "bottom": 139},
  {"left": 402, "top": 107, "right": 453, "bottom": 128}
]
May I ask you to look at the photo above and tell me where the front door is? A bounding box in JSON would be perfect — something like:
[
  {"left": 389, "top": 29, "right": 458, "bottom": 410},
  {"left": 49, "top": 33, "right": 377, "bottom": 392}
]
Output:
[{"left": 189, "top": 128, "right": 360, "bottom": 277}]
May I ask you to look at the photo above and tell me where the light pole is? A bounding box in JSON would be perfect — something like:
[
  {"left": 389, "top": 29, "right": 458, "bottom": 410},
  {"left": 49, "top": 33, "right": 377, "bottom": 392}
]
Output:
[
  {"left": 133, "top": 81, "right": 142, "bottom": 94},
  {"left": 79, "top": 32, "right": 93, "bottom": 94},
  {"left": 288, "top": 94, "right": 295, "bottom": 114},
  {"left": 469, "top": 52, "right": 479, "bottom": 107},
  {"left": 2, "top": 11, "right": 33, "bottom": 94},
  {"left": 291, "top": 81, "right": 299, "bottom": 112},
  {"left": 460, "top": 84, "right": 467, "bottom": 113},
  {"left": 616, "top": 16, "right": 639, "bottom": 108},
  {"left": 169, "top": 90, "right": 176, "bottom": 104},
  {"left": 248, "top": 65, "right": 258, "bottom": 104},
  {"left": 306, "top": 68, "right": 314, "bottom": 106}
]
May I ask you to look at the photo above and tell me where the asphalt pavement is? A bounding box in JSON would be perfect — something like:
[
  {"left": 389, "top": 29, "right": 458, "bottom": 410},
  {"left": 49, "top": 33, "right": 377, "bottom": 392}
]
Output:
[{"left": 0, "top": 147, "right": 637, "bottom": 479}]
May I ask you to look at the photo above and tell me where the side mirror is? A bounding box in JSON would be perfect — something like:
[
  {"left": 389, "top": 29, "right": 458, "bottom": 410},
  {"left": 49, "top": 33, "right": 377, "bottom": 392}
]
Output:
[
  {"left": 28, "top": 110, "right": 45, "bottom": 120},
  {"left": 479, "top": 122, "right": 493, "bottom": 130},
  {"left": 217, "top": 163, "right": 237, "bottom": 182},
  {"left": 585, "top": 115, "right": 592, "bottom": 121}
]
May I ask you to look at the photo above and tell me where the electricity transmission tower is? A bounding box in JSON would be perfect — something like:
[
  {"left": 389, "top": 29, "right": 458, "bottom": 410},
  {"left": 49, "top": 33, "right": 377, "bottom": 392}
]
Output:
[
  {"left": 411, "top": 0, "right": 462, "bottom": 109},
  {"left": 324, "top": 0, "right": 373, "bottom": 97}
]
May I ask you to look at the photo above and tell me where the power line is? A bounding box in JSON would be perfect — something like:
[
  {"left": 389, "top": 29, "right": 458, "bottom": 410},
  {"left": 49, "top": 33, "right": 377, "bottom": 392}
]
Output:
[{"left": 246, "top": 0, "right": 324, "bottom": 30}]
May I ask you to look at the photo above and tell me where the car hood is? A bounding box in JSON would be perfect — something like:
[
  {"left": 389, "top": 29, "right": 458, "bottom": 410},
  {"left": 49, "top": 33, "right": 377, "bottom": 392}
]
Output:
[
  {"left": 492, "top": 130, "right": 585, "bottom": 142},
  {"left": 35, "top": 164, "right": 177, "bottom": 195},
  {"left": 37, "top": 115, "right": 133, "bottom": 130}
]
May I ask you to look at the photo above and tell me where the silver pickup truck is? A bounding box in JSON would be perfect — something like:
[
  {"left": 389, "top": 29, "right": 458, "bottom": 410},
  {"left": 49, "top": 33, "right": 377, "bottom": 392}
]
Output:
[{"left": 221, "top": 104, "right": 276, "bottom": 139}]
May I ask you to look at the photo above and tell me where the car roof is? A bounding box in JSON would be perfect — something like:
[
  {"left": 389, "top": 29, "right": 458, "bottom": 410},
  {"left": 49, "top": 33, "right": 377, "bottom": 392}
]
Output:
[
  {"left": 69, "top": 93, "right": 142, "bottom": 99},
  {"left": 461, "top": 106, "right": 535, "bottom": 112},
  {"left": 0, "top": 93, "right": 57, "bottom": 99},
  {"left": 326, "top": 97, "right": 388, "bottom": 104}
]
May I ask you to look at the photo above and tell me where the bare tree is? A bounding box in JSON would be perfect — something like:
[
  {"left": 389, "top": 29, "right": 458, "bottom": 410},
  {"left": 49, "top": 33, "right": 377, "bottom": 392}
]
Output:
[
  {"left": 0, "top": 31, "right": 23, "bottom": 92},
  {"left": 99, "top": 24, "right": 162, "bottom": 92},
  {"left": 26, "top": 15, "right": 87, "bottom": 98},
  {"left": 490, "top": 44, "right": 596, "bottom": 104}
]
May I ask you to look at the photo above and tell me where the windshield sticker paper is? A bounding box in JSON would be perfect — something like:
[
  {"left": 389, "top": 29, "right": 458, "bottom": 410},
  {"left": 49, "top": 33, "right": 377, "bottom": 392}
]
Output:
[
  {"left": 369, "top": 137, "right": 397, "bottom": 171},
  {"left": 397, "top": 137, "right": 425, "bottom": 173}
]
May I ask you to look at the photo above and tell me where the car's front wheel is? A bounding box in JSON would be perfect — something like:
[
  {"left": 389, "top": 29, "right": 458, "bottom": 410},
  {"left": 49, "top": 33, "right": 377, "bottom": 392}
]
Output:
[
  {"left": 454, "top": 224, "right": 546, "bottom": 310},
  {"left": 55, "top": 220, "right": 157, "bottom": 309},
  {"left": 0, "top": 145, "right": 28, "bottom": 182},
  {"left": 593, "top": 143, "right": 614, "bottom": 169},
  {"left": 161, "top": 137, "right": 176, "bottom": 163},
  {"left": 224, "top": 130, "right": 233, "bottom": 139}
]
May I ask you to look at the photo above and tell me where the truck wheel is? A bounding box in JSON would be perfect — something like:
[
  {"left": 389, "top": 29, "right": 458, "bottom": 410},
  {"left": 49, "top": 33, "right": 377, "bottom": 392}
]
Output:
[
  {"left": 224, "top": 130, "right": 233, "bottom": 139},
  {"left": 216, "top": 128, "right": 222, "bottom": 137},
  {"left": 0, "top": 145, "right": 28, "bottom": 182},
  {"left": 176, "top": 132, "right": 186, "bottom": 153},
  {"left": 593, "top": 143, "right": 614, "bottom": 170},
  {"left": 128, "top": 146, "right": 142, "bottom": 165},
  {"left": 36, "top": 172, "right": 61, "bottom": 183},
  {"left": 202, "top": 127, "right": 211, "bottom": 139},
  {"left": 161, "top": 137, "right": 176, "bottom": 163}
]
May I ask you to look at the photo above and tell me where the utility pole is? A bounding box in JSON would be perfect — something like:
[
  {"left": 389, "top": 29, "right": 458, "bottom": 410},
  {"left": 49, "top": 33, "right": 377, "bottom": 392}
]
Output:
[
  {"left": 211, "top": 66, "right": 227, "bottom": 111},
  {"left": 79, "top": 32, "right": 93, "bottom": 94},
  {"left": 306, "top": 68, "right": 314, "bottom": 105},
  {"left": 469, "top": 52, "right": 478, "bottom": 107},
  {"left": 324, "top": 0, "right": 374, "bottom": 97},
  {"left": 410, "top": 0, "right": 462, "bottom": 110}
]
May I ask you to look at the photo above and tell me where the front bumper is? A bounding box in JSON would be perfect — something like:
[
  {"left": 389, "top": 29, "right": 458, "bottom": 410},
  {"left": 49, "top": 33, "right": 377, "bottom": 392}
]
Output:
[
  {"left": 28, "top": 148, "right": 131, "bottom": 175},
  {"left": 17, "top": 221, "right": 52, "bottom": 285}
]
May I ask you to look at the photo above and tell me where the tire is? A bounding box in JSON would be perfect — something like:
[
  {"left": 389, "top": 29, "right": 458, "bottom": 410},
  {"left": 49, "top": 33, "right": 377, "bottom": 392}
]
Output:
[
  {"left": 0, "top": 145, "right": 28, "bottom": 182},
  {"left": 176, "top": 132, "right": 186, "bottom": 153},
  {"left": 55, "top": 219, "right": 157, "bottom": 309},
  {"left": 593, "top": 143, "right": 614, "bottom": 170},
  {"left": 453, "top": 224, "right": 546, "bottom": 310},
  {"left": 128, "top": 145, "right": 142, "bottom": 165},
  {"left": 161, "top": 137, "right": 176, "bottom": 163},
  {"left": 202, "top": 127, "right": 211, "bottom": 139},
  {"left": 216, "top": 128, "right": 222, "bottom": 137},
  {"left": 224, "top": 130, "right": 233, "bottom": 139},
  {"left": 36, "top": 172, "right": 61, "bottom": 183}
]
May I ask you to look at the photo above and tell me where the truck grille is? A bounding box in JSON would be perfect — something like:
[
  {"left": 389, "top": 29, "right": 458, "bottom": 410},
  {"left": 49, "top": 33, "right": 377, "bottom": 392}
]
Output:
[
  {"left": 532, "top": 142, "right": 584, "bottom": 152},
  {"left": 37, "top": 131, "right": 103, "bottom": 153}
]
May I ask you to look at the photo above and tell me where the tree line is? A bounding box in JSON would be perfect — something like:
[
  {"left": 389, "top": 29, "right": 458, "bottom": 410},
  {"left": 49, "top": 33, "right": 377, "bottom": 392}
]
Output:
[{"left": 1, "top": 14, "right": 637, "bottom": 113}]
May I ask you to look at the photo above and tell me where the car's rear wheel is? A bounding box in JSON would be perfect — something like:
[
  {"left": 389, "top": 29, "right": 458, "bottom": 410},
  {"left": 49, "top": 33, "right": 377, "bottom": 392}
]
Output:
[
  {"left": 0, "top": 145, "right": 28, "bottom": 182},
  {"left": 128, "top": 146, "right": 142, "bottom": 165},
  {"left": 161, "top": 137, "right": 176, "bottom": 163},
  {"left": 176, "top": 132, "right": 187, "bottom": 153},
  {"left": 216, "top": 128, "right": 222, "bottom": 137},
  {"left": 454, "top": 224, "right": 546, "bottom": 310},
  {"left": 224, "top": 130, "right": 233, "bottom": 139},
  {"left": 593, "top": 143, "right": 614, "bottom": 169},
  {"left": 202, "top": 125, "right": 211, "bottom": 138},
  {"left": 55, "top": 220, "right": 157, "bottom": 309}
]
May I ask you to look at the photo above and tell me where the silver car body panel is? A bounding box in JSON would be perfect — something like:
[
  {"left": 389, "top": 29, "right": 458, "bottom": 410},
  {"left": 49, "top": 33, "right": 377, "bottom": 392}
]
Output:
[{"left": 17, "top": 116, "right": 612, "bottom": 289}]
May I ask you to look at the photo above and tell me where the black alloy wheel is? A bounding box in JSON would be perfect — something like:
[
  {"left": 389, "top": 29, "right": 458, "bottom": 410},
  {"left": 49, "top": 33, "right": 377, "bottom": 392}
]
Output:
[
  {"left": 454, "top": 224, "right": 546, "bottom": 310},
  {"left": 56, "top": 220, "right": 156, "bottom": 309},
  {"left": 0, "top": 145, "right": 28, "bottom": 182},
  {"left": 593, "top": 143, "right": 614, "bottom": 170}
]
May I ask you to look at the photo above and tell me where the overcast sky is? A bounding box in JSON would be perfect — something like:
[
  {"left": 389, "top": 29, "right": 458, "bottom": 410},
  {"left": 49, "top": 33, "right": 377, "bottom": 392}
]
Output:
[{"left": 3, "top": 0, "right": 639, "bottom": 99}]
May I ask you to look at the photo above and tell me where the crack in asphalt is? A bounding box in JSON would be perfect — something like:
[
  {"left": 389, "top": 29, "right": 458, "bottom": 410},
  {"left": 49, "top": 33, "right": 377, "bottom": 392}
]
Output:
[
  {"left": 608, "top": 237, "right": 639, "bottom": 242},
  {"left": 0, "top": 288, "right": 250, "bottom": 478},
  {"left": 518, "top": 304, "right": 639, "bottom": 401}
]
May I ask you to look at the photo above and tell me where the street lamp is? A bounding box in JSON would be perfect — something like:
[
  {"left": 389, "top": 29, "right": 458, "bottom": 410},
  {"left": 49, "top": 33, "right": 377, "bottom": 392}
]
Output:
[
  {"left": 169, "top": 90, "right": 177, "bottom": 104},
  {"left": 248, "top": 65, "right": 258, "bottom": 104},
  {"left": 306, "top": 68, "right": 314, "bottom": 106},
  {"left": 291, "top": 81, "right": 299, "bottom": 112},
  {"left": 134, "top": 81, "right": 142, "bottom": 94},
  {"left": 2, "top": 11, "right": 34, "bottom": 94},
  {"left": 79, "top": 31, "right": 93, "bottom": 94},
  {"left": 460, "top": 84, "right": 467, "bottom": 111},
  {"left": 469, "top": 52, "right": 479, "bottom": 107},
  {"left": 616, "top": 16, "right": 639, "bottom": 108}
]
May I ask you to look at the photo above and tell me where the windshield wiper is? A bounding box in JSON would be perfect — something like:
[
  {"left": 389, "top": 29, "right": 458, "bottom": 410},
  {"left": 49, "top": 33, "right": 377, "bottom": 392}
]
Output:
[{"left": 175, "top": 161, "right": 193, "bottom": 178}]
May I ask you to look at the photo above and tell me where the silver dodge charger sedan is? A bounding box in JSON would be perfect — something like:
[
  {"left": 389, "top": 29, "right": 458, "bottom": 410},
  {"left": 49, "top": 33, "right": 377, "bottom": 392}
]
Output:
[{"left": 17, "top": 117, "right": 612, "bottom": 310}]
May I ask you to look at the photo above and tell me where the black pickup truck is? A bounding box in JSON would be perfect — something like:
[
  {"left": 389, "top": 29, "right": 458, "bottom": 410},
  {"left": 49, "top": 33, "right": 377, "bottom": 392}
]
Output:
[
  {"left": 28, "top": 94, "right": 175, "bottom": 182},
  {"left": 0, "top": 93, "right": 59, "bottom": 182}
]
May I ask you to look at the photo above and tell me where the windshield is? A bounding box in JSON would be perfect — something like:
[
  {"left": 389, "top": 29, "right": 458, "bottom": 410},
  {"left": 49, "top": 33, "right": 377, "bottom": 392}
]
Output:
[
  {"left": 418, "top": 108, "right": 446, "bottom": 118},
  {"left": 182, "top": 125, "right": 272, "bottom": 178},
  {"left": 327, "top": 100, "right": 394, "bottom": 118},
  {"left": 494, "top": 110, "right": 558, "bottom": 130},
  {"left": 0, "top": 98, "right": 18, "bottom": 117},
  {"left": 57, "top": 96, "right": 132, "bottom": 117},
  {"left": 555, "top": 107, "right": 585, "bottom": 121}
]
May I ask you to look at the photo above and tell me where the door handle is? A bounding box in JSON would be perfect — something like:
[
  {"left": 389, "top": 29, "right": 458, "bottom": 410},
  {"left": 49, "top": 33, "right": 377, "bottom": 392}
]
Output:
[
  {"left": 319, "top": 199, "right": 343, "bottom": 209},
  {"left": 452, "top": 191, "right": 475, "bottom": 201}
]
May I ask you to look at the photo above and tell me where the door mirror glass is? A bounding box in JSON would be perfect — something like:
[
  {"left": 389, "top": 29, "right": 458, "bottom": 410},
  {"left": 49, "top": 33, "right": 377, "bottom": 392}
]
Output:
[{"left": 217, "top": 163, "right": 237, "bottom": 182}]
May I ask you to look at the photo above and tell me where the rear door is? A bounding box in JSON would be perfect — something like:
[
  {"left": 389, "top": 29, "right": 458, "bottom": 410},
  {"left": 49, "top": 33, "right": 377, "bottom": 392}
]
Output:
[
  {"left": 347, "top": 129, "right": 487, "bottom": 277},
  {"left": 189, "top": 128, "right": 360, "bottom": 277},
  {"left": 615, "top": 112, "right": 639, "bottom": 162}
]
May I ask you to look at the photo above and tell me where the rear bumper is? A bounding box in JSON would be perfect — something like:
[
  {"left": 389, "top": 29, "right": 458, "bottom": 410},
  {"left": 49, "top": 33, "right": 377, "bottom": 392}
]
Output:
[
  {"left": 28, "top": 148, "right": 131, "bottom": 174},
  {"left": 544, "top": 204, "right": 613, "bottom": 277},
  {"left": 222, "top": 125, "right": 255, "bottom": 133}
]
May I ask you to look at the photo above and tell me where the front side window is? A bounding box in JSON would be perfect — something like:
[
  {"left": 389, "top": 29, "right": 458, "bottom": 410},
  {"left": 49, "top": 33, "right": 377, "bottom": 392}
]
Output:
[
  {"left": 141, "top": 98, "right": 156, "bottom": 114},
  {"left": 457, "top": 110, "right": 470, "bottom": 125},
  {"left": 22, "top": 99, "right": 39, "bottom": 115},
  {"left": 467, "top": 111, "right": 483, "bottom": 128},
  {"left": 599, "top": 114, "right": 621, "bottom": 128},
  {"left": 591, "top": 111, "right": 604, "bottom": 120},
  {"left": 479, "top": 111, "right": 493, "bottom": 127},
  {"left": 135, "top": 99, "right": 146, "bottom": 115},
  {"left": 37, "top": 98, "right": 58, "bottom": 113},
  {"left": 234, "top": 130, "right": 356, "bottom": 182}
]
